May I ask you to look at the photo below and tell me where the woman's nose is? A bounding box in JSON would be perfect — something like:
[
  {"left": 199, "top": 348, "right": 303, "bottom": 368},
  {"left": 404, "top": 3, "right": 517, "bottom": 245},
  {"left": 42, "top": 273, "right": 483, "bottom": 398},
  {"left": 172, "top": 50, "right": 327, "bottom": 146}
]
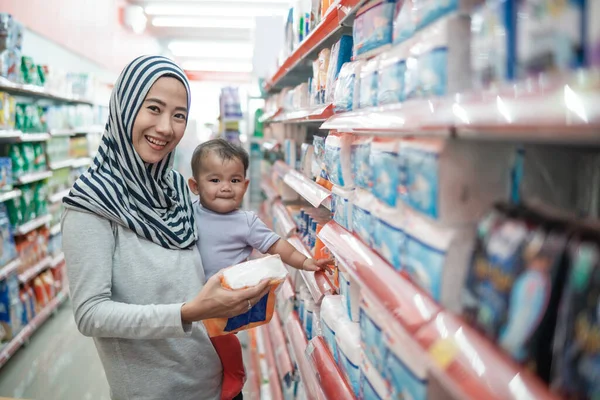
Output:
[{"left": 155, "top": 114, "right": 173, "bottom": 135}]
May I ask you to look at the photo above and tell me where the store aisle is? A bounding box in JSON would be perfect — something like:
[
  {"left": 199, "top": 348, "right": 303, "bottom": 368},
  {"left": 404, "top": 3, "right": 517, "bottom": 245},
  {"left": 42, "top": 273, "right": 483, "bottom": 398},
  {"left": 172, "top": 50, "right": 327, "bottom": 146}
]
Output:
[{"left": 0, "top": 299, "right": 110, "bottom": 400}]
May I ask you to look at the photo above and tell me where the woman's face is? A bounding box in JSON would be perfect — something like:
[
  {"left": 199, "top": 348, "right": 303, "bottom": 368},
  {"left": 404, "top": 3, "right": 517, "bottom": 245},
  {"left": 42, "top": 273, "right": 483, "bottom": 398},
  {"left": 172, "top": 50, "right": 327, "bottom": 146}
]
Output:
[{"left": 131, "top": 76, "right": 188, "bottom": 164}]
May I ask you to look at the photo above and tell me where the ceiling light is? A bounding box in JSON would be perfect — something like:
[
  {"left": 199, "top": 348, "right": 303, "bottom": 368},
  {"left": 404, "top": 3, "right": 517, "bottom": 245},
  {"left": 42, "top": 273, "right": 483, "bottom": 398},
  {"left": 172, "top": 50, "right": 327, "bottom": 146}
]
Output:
[
  {"left": 168, "top": 41, "right": 253, "bottom": 58},
  {"left": 152, "top": 17, "right": 255, "bottom": 29},
  {"left": 181, "top": 60, "right": 253, "bottom": 73},
  {"left": 145, "top": 4, "right": 288, "bottom": 17}
]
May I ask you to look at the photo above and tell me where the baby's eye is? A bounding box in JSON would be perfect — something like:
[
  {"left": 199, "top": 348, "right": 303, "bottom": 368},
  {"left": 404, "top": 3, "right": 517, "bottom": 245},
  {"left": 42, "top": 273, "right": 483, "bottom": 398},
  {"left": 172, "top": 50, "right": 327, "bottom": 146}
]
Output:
[
  {"left": 209, "top": 179, "right": 220, "bottom": 183},
  {"left": 231, "top": 179, "right": 242, "bottom": 183}
]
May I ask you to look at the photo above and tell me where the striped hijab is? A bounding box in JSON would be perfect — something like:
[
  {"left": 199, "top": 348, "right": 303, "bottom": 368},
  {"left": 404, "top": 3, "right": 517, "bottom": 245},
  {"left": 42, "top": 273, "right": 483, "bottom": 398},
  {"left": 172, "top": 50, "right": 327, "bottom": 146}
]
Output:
[{"left": 63, "top": 55, "right": 197, "bottom": 249}]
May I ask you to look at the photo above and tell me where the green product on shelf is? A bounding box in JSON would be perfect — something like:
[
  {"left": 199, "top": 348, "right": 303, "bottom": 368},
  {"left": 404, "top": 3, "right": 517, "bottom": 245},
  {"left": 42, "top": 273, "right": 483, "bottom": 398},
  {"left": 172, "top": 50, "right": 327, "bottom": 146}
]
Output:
[
  {"left": 21, "top": 143, "right": 35, "bottom": 174},
  {"left": 37, "top": 106, "right": 47, "bottom": 133},
  {"left": 19, "top": 185, "right": 35, "bottom": 222},
  {"left": 36, "top": 65, "right": 46, "bottom": 86},
  {"left": 6, "top": 198, "right": 22, "bottom": 227},
  {"left": 33, "top": 182, "right": 47, "bottom": 217},
  {"left": 20, "top": 56, "right": 34, "bottom": 85},
  {"left": 8, "top": 144, "right": 24, "bottom": 179},
  {"left": 14, "top": 104, "right": 25, "bottom": 132},
  {"left": 32, "top": 143, "right": 46, "bottom": 171}
]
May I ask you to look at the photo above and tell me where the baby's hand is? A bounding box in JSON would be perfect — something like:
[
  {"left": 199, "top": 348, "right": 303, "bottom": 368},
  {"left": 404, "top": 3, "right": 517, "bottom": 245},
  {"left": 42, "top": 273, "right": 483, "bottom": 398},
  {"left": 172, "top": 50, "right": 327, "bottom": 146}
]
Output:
[{"left": 302, "top": 258, "right": 334, "bottom": 274}]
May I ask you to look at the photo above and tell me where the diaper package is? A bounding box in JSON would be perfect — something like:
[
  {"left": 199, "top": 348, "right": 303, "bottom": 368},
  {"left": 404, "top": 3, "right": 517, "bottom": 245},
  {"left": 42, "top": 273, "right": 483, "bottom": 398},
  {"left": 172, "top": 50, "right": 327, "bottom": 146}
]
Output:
[
  {"left": 352, "top": 188, "right": 375, "bottom": 247},
  {"left": 304, "top": 295, "right": 317, "bottom": 340},
  {"left": 403, "top": 208, "right": 476, "bottom": 312},
  {"left": 378, "top": 40, "right": 411, "bottom": 105},
  {"left": 320, "top": 295, "right": 347, "bottom": 362},
  {"left": 332, "top": 185, "right": 354, "bottom": 230},
  {"left": 333, "top": 61, "right": 364, "bottom": 112},
  {"left": 325, "top": 35, "right": 354, "bottom": 103},
  {"left": 517, "top": 0, "right": 585, "bottom": 77},
  {"left": 370, "top": 138, "right": 401, "bottom": 207},
  {"left": 335, "top": 318, "right": 362, "bottom": 396},
  {"left": 372, "top": 202, "right": 406, "bottom": 270},
  {"left": 284, "top": 139, "right": 297, "bottom": 168},
  {"left": 393, "top": 0, "right": 416, "bottom": 44},
  {"left": 339, "top": 267, "right": 361, "bottom": 322},
  {"left": 360, "top": 353, "right": 391, "bottom": 400},
  {"left": 358, "top": 57, "right": 380, "bottom": 109},
  {"left": 300, "top": 143, "right": 315, "bottom": 178},
  {"left": 314, "top": 136, "right": 334, "bottom": 190},
  {"left": 353, "top": 0, "right": 396, "bottom": 57},
  {"left": 359, "top": 292, "right": 389, "bottom": 373},
  {"left": 350, "top": 136, "right": 372, "bottom": 190},
  {"left": 204, "top": 255, "right": 289, "bottom": 337},
  {"left": 471, "top": 0, "right": 517, "bottom": 88},
  {"left": 318, "top": 48, "right": 332, "bottom": 103},
  {"left": 413, "top": 0, "right": 481, "bottom": 31},
  {"left": 325, "top": 132, "right": 354, "bottom": 188},
  {"left": 405, "top": 14, "right": 471, "bottom": 100},
  {"left": 383, "top": 318, "right": 429, "bottom": 400},
  {"left": 399, "top": 138, "right": 513, "bottom": 224}
]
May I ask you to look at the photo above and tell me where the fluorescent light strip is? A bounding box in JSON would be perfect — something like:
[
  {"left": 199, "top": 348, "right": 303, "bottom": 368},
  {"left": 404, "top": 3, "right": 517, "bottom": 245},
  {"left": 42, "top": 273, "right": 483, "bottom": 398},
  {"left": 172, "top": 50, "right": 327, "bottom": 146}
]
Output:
[
  {"left": 168, "top": 41, "right": 254, "bottom": 58},
  {"left": 181, "top": 60, "right": 253, "bottom": 73},
  {"left": 145, "top": 4, "right": 289, "bottom": 17},
  {"left": 152, "top": 17, "right": 255, "bottom": 29}
]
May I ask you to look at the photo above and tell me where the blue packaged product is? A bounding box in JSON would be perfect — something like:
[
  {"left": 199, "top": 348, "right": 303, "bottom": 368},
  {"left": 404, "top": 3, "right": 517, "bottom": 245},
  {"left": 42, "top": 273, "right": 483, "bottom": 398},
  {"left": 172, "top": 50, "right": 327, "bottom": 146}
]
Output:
[
  {"left": 358, "top": 57, "right": 380, "bottom": 109},
  {"left": 0, "top": 158, "right": 12, "bottom": 190},
  {"left": 333, "top": 61, "right": 364, "bottom": 112},
  {"left": 401, "top": 142, "right": 439, "bottom": 217},
  {"left": 378, "top": 43, "right": 410, "bottom": 105},
  {"left": 393, "top": 0, "right": 415, "bottom": 44},
  {"left": 0, "top": 202, "right": 16, "bottom": 267},
  {"left": 371, "top": 139, "right": 401, "bottom": 207},
  {"left": 325, "top": 35, "right": 354, "bottom": 103},
  {"left": 332, "top": 186, "right": 354, "bottom": 231},
  {"left": 517, "top": 0, "right": 585, "bottom": 76},
  {"left": 325, "top": 132, "right": 354, "bottom": 188},
  {"left": 413, "top": 0, "right": 462, "bottom": 31},
  {"left": 360, "top": 355, "right": 391, "bottom": 400},
  {"left": 352, "top": 189, "right": 374, "bottom": 247},
  {"left": 336, "top": 319, "right": 362, "bottom": 396},
  {"left": 320, "top": 295, "right": 345, "bottom": 363},
  {"left": 372, "top": 205, "right": 406, "bottom": 270},
  {"left": 354, "top": 0, "right": 397, "bottom": 57},
  {"left": 359, "top": 293, "right": 388, "bottom": 373},
  {"left": 471, "top": 0, "right": 517, "bottom": 87},
  {"left": 350, "top": 136, "right": 371, "bottom": 190}
]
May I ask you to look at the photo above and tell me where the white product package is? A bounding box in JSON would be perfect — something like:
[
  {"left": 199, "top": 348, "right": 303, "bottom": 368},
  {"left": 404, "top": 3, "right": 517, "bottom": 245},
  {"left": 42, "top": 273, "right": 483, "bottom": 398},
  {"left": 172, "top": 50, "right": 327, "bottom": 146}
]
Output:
[
  {"left": 400, "top": 138, "right": 514, "bottom": 224},
  {"left": 304, "top": 295, "right": 316, "bottom": 340},
  {"left": 352, "top": 188, "right": 375, "bottom": 246},
  {"left": 378, "top": 40, "right": 411, "bottom": 105},
  {"left": 300, "top": 143, "right": 315, "bottom": 178},
  {"left": 361, "top": 353, "right": 391, "bottom": 400},
  {"left": 320, "top": 295, "right": 347, "bottom": 363},
  {"left": 333, "top": 61, "right": 364, "bottom": 112},
  {"left": 335, "top": 318, "right": 362, "bottom": 397},
  {"left": 325, "top": 132, "right": 354, "bottom": 188},
  {"left": 372, "top": 202, "right": 406, "bottom": 270},
  {"left": 298, "top": 283, "right": 311, "bottom": 326},
  {"left": 339, "top": 267, "right": 361, "bottom": 322},
  {"left": 205, "top": 255, "right": 289, "bottom": 336},
  {"left": 359, "top": 57, "right": 380, "bottom": 109},
  {"left": 359, "top": 292, "right": 389, "bottom": 374},
  {"left": 284, "top": 138, "right": 297, "bottom": 168},
  {"left": 370, "top": 138, "right": 402, "bottom": 207},
  {"left": 332, "top": 185, "right": 355, "bottom": 231},
  {"left": 402, "top": 208, "right": 475, "bottom": 313},
  {"left": 350, "top": 136, "right": 372, "bottom": 190},
  {"left": 405, "top": 14, "right": 471, "bottom": 100},
  {"left": 383, "top": 318, "right": 429, "bottom": 400}
]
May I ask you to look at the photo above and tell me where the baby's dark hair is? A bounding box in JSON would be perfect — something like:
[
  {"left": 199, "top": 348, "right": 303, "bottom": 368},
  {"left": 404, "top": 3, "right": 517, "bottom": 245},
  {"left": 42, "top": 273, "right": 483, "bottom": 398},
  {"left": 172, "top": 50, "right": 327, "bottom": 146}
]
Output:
[{"left": 191, "top": 139, "right": 249, "bottom": 179}]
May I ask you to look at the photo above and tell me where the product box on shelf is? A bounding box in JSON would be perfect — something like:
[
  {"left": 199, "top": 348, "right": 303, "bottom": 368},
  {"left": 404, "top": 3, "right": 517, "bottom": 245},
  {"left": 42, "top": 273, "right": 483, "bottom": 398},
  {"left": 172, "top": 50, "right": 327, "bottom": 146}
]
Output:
[
  {"left": 353, "top": 0, "right": 397, "bottom": 57},
  {"left": 405, "top": 14, "right": 472, "bottom": 99},
  {"left": 339, "top": 263, "right": 361, "bottom": 323},
  {"left": 350, "top": 136, "right": 371, "bottom": 190},
  {"left": 361, "top": 352, "right": 391, "bottom": 399},
  {"left": 517, "top": 0, "right": 585, "bottom": 77},
  {"left": 370, "top": 138, "right": 401, "bottom": 207},
  {"left": 332, "top": 185, "right": 354, "bottom": 231},
  {"left": 378, "top": 40, "right": 411, "bottom": 105},
  {"left": 333, "top": 60, "right": 364, "bottom": 112},
  {"left": 317, "top": 48, "right": 331, "bottom": 104},
  {"left": 358, "top": 57, "right": 380, "bottom": 109},
  {"left": 325, "top": 132, "right": 354, "bottom": 188},
  {"left": 325, "top": 35, "right": 353, "bottom": 103},
  {"left": 320, "top": 294, "right": 346, "bottom": 363},
  {"left": 0, "top": 92, "right": 16, "bottom": 129},
  {"left": 352, "top": 188, "right": 375, "bottom": 247},
  {"left": 359, "top": 291, "right": 389, "bottom": 373},
  {"left": 335, "top": 316, "right": 362, "bottom": 396},
  {"left": 414, "top": 0, "right": 482, "bottom": 31},
  {"left": 399, "top": 138, "right": 513, "bottom": 224},
  {"left": 0, "top": 157, "right": 13, "bottom": 191},
  {"left": 393, "top": 0, "right": 416, "bottom": 44},
  {"left": 372, "top": 202, "right": 405, "bottom": 270},
  {"left": 0, "top": 276, "right": 22, "bottom": 342},
  {"left": 0, "top": 202, "right": 16, "bottom": 267}
]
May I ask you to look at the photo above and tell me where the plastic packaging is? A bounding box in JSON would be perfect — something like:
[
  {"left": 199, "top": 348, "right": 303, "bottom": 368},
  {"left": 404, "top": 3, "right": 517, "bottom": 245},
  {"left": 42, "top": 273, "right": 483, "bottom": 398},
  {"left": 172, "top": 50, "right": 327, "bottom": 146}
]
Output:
[
  {"left": 378, "top": 41, "right": 411, "bottom": 105},
  {"left": 333, "top": 61, "right": 363, "bottom": 112},
  {"left": 372, "top": 203, "right": 406, "bottom": 270},
  {"left": 332, "top": 185, "right": 354, "bottom": 231},
  {"left": 204, "top": 255, "right": 289, "bottom": 337},
  {"left": 350, "top": 136, "right": 371, "bottom": 190},
  {"left": 358, "top": 57, "right": 380, "bottom": 109},
  {"left": 300, "top": 143, "right": 315, "bottom": 178},
  {"left": 339, "top": 267, "right": 361, "bottom": 322},
  {"left": 325, "top": 35, "right": 354, "bottom": 103},
  {"left": 370, "top": 138, "right": 401, "bottom": 207},
  {"left": 360, "top": 353, "right": 391, "bottom": 400},
  {"left": 352, "top": 188, "right": 375, "bottom": 246},
  {"left": 325, "top": 132, "right": 354, "bottom": 188},
  {"left": 359, "top": 292, "right": 388, "bottom": 373},
  {"left": 335, "top": 318, "right": 362, "bottom": 396},
  {"left": 304, "top": 295, "right": 316, "bottom": 340},
  {"left": 320, "top": 295, "right": 347, "bottom": 363},
  {"left": 318, "top": 48, "right": 331, "bottom": 104},
  {"left": 353, "top": 0, "right": 396, "bottom": 57},
  {"left": 393, "top": 0, "right": 415, "bottom": 44}
]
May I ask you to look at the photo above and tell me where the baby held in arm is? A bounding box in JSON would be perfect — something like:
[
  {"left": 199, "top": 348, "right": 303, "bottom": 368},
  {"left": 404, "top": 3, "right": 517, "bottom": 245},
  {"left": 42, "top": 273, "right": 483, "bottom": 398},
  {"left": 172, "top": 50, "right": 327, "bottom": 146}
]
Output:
[{"left": 189, "top": 139, "right": 331, "bottom": 400}]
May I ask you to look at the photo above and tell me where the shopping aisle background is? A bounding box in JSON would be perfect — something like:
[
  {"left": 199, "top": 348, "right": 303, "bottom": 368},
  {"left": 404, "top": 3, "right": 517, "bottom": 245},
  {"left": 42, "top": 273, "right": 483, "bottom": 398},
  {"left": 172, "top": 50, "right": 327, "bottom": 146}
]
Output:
[{"left": 0, "top": 300, "right": 109, "bottom": 400}]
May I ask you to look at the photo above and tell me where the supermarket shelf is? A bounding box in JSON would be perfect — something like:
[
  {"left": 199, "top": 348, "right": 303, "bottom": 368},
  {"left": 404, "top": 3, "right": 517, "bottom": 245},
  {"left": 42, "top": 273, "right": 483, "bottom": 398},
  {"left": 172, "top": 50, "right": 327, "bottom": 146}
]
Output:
[
  {"left": 49, "top": 128, "right": 75, "bottom": 137},
  {"left": 50, "top": 252, "right": 65, "bottom": 268},
  {"left": 16, "top": 171, "right": 53, "bottom": 185},
  {"left": 0, "top": 189, "right": 22, "bottom": 203},
  {"left": 288, "top": 235, "right": 336, "bottom": 304},
  {"left": 15, "top": 214, "right": 52, "bottom": 236},
  {"left": 0, "top": 131, "right": 51, "bottom": 143},
  {"left": 284, "top": 312, "right": 327, "bottom": 400},
  {"left": 49, "top": 159, "right": 75, "bottom": 170},
  {"left": 306, "top": 336, "right": 356, "bottom": 399},
  {"left": 0, "top": 258, "right": 21, "bottom": 281},
  {"left": 272, "top": 201, "right": 297, "bottom": 238},
  {"left": 0, "top": 76, "right": 94, "bottom": 105},
  {"left": 273, "top": 160, "right": 291, "bottom": 179},
  {"left": 318, "top": 221, "right": 440, "bottom": 333},
  {"left": 49, "top": 223, "right": 61, "bottom": 237},
  {"left": 260, "top": 180, "right": 280, "bottom": 202},
  {"left": 73, "top": 125, "right": 104, "bottom": 135},
  {"left": 0, "top": 130, "right": 23, "bottom": 140},
  {"left": 354, "top": 43, "right": 392, "bottom": 61},
  {"left": 416, "top": 312, "right": 561, "bottom": 400},
  {"left": 0, "top": 289, "right": 69, "bottom": 370},
  {"left": 71, "top": 157, "right": 92, "bottom": 168},
  {"left": 18, "top": 256, "right": 52, "bottom": 283},
  {"left": 49, "top": 188, "right": 70, "bottom": 204},
  {"left": 257, "top": 326, "right": 285, "bottom": 400},
  {"left": 259, "top": 107, "right": 283, "bottom": 123},
  {"left": 268, "top": 311, "right": 295, "bottom": 387},
  {"left": 276, "top": 163, "right": 331, "bottom": 209},
  {"left": 271, "top": 103, "right": 334, "bottom": 124},
  {"left": 49, "top": 157, "right": 92, "bottom": 170}
]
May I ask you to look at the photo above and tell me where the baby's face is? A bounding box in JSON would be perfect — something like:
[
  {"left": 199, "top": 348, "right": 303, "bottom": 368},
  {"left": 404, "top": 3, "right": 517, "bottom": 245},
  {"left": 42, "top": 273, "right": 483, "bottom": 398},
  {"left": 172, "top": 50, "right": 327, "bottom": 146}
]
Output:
[{"left": 193, "top": 152, "right": 249, "bottom": 214}]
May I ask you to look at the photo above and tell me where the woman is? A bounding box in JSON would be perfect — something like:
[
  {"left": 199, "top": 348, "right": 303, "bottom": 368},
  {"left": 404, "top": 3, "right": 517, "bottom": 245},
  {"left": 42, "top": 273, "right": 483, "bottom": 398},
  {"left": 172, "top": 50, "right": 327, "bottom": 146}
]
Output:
[{"left": 61, "top": 55, "right": 269, "bottom": 400}]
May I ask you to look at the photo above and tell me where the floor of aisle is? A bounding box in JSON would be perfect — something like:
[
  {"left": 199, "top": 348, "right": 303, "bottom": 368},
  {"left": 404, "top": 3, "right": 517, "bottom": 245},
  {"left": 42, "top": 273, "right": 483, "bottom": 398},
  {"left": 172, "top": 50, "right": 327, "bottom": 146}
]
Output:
[{"left": 0, "top": 299, "right": 110, "bottom": 400}]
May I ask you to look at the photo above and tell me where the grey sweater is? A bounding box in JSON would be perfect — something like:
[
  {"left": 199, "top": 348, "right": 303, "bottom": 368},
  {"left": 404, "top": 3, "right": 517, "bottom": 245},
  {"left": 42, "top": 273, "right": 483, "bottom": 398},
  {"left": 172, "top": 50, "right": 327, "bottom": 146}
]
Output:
[{"left": 62, "top": 209, "right": 222, "bottom": 400}]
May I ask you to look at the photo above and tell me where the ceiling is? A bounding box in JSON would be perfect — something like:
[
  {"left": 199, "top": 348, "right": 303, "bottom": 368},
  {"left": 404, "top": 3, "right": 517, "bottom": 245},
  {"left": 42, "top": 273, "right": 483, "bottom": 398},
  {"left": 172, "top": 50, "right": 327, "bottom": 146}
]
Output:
[{"left": 126, "top": 0, "right": 290, "bottom": 77}]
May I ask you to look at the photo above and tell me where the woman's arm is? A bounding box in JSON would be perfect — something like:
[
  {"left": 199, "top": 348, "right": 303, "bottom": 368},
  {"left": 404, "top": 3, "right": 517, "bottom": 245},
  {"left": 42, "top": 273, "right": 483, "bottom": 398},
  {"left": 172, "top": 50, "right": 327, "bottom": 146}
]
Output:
[{"left": 62, "top": 209, "right": 191, "bottom": 339}]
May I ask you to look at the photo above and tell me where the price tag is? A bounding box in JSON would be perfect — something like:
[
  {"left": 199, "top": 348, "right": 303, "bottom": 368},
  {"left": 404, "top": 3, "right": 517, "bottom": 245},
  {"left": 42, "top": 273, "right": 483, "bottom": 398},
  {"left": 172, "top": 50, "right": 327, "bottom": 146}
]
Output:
[{"left": 429, "top": 337, "right": 458, "bottom": 370}]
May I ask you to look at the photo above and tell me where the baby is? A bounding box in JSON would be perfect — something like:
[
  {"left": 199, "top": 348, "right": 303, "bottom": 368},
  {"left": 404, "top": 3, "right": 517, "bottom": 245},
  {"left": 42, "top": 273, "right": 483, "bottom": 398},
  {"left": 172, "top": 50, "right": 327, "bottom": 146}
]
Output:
[{"left": 188, "top": 139, "right": 330, "bottom": 400}]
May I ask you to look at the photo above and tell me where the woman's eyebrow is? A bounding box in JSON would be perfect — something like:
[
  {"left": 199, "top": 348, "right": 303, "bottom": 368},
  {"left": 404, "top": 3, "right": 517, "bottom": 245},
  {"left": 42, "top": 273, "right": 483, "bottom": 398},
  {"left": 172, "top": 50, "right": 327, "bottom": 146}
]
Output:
[{"left": 145, "top": 98, "right": 188, "bottom": 113}]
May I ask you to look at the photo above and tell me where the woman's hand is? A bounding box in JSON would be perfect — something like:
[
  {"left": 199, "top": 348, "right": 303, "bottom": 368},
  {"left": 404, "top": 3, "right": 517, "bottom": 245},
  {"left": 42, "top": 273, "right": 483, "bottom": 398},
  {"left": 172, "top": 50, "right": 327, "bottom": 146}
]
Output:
[{"left": 181, "top": 273, "right": 271, "bottom": 323}]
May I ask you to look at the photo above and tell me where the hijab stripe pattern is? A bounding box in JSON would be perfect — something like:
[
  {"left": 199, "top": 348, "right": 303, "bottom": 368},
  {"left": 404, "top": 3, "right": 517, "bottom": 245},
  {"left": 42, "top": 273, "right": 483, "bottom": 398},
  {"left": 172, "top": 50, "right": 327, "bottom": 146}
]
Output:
[{"left": 63, "top": 55, "right": 197, "bottom": 249}]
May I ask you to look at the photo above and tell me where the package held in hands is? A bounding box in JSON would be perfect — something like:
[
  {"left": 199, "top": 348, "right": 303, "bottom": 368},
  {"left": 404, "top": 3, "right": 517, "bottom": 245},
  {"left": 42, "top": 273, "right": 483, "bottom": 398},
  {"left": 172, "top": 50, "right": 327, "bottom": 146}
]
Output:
[{"left": 204, "top": 255, "right": 289, "bottom": 337}]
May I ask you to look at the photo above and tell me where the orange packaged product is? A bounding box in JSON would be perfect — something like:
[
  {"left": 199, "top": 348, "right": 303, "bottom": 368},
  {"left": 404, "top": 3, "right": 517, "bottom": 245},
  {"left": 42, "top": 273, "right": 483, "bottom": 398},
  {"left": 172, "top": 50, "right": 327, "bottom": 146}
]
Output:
[
  {"left": 42, "top": 271, "right": 55, "bottom": 300},
  {"left": 33, "top": 277, "right": 49, "bottom": 308},
  {"left": 203, "top": 255, "right": 289, "bottom": 337}
]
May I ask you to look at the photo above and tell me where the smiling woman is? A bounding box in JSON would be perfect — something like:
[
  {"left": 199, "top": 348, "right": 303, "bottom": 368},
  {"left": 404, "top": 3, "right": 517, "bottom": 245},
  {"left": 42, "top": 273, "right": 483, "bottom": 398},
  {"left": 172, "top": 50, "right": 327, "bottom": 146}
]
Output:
[{"left": 133, "top": 77, "right": 190, "bottom": 164}]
